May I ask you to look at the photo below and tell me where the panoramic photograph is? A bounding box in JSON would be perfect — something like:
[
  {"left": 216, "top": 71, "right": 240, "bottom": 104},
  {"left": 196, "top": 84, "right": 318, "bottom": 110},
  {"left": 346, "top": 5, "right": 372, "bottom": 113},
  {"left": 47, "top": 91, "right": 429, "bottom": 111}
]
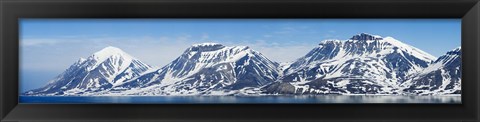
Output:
[{"left": 19, "top": 19, "right": 461, "bottom": 104}]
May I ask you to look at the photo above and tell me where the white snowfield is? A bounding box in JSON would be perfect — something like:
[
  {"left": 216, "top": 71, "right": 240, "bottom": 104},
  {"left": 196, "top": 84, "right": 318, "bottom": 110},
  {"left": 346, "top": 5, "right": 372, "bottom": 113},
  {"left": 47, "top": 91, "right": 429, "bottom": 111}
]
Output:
[{"left": 24, "top": 33, "right": 461, "bottom": 96}]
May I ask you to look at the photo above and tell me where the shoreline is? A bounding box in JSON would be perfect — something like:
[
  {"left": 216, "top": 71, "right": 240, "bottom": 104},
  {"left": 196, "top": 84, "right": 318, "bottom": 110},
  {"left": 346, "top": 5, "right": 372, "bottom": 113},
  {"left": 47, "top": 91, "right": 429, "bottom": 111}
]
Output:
[{"left": 20, "top": 94, "right": 462, "bottom": 97}]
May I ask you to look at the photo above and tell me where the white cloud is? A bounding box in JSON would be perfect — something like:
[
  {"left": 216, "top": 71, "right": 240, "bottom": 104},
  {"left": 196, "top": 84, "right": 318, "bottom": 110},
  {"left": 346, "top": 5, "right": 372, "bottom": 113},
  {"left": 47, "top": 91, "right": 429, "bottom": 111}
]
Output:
[
  {"left": 273, "top": 27, "right": 297, "bottom": 34},
  {"left": 220, "top": 39, "right": 316, "bottom": 63},
  {"left": 21, "top": 39, "right": 62, "bottom": 46},
  {"left": 22, "top": 35, "right": 205, "bottom": 70},
  {"left": 21, "top": 36, "right": 317, "bottom": 72},
  {"left": 200, "top": 33, "right": 210, "bottom": 41},
  {"left": 251, "top": 45, "right": 314, "bottom": 63},
  {"left": 174, "top": 34, "right": 193, "bottom": 43}
]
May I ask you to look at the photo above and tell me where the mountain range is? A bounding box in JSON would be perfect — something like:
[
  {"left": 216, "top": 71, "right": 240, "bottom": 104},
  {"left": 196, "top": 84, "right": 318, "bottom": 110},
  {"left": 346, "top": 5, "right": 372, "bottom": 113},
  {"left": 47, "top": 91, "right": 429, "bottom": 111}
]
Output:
[{"left": 24, "top": 33, "right": 461, "bottom": 96}]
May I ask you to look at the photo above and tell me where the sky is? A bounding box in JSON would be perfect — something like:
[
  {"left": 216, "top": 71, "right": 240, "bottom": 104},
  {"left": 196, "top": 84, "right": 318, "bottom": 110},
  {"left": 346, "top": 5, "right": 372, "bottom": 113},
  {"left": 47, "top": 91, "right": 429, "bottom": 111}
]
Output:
[{"left": 19, "top": 19, "right": 461, "bottom": 92}]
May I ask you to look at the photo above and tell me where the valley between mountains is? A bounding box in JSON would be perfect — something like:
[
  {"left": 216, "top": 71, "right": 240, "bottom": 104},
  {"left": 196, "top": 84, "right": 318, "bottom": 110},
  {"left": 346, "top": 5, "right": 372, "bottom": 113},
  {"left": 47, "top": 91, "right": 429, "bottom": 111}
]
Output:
[{"left": 24, "top": 33, "right": 461, "bottom": 96}]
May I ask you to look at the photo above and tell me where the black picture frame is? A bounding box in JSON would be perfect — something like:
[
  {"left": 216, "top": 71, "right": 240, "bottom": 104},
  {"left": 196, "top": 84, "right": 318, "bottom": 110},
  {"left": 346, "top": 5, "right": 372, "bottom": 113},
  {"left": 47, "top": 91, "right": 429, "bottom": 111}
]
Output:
[{"left": 1, "top": 0, "right": 479, "bottom": 122}]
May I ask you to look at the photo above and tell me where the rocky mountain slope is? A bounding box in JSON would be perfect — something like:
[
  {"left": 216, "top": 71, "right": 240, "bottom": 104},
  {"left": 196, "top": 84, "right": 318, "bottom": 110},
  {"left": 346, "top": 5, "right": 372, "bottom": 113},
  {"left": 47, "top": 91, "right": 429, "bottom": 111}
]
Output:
[{"left": 23, "top": 33, "right": 461, "bottom": 96}]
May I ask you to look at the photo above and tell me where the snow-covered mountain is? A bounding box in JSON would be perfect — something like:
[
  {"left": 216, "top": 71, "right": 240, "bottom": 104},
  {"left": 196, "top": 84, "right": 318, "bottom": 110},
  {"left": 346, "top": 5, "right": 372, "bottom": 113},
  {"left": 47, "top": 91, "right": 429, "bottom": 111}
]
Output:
[
  {"left": 113, "top": 43, "right": 280, "bottom": 95},
  {"left": 264, "top": 33, "right": 437, "bottom": 95},
  {"left": 23, "top": 34, "right": 461, "bottom": 96},
  {"left": 24, "top": 46, "right": 152, "bottom": 95},
  {"left": 402, "top": 47, "right": 461, "bottom": 95}
]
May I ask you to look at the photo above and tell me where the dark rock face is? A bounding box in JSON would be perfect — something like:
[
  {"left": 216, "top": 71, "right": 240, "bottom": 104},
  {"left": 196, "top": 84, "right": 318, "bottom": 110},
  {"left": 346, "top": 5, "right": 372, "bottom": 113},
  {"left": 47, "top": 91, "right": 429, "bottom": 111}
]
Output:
[
  {"left": 263, "top": 82, "right": 296, "bottom": 94},
  {"left": 350, "top": 33, "right": 383, "bottom": 41},
  {"left": 187, "top": 43, "right": 226, "bottom": 52},
  {"left": 306, "top": 79, "right": 384, "bottom": 94}
]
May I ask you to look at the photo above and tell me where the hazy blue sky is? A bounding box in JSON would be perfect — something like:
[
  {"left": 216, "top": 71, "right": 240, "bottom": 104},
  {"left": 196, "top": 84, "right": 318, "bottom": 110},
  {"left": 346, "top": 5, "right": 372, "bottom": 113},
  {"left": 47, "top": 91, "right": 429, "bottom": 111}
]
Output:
[{"left": 19, "top": 19, "right": 461, "bottom": 92}]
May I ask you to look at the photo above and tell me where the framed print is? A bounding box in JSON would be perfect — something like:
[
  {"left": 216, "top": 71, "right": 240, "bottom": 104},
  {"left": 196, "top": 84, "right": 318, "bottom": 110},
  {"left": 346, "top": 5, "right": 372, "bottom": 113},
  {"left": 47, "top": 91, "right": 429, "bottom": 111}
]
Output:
[
  {"left": 1, "top": 0, "right": 479, "bottom": 122},
  {"left": 18, "top": 19, "right": 462, "bottom": 104}
]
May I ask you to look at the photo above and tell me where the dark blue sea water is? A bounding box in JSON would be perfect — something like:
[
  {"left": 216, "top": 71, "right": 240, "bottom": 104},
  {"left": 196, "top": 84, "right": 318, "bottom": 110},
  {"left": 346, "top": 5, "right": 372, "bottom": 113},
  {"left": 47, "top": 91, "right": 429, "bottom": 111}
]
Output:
[{"left": 19, "top": 95, "right": 461, "bottom": 104}]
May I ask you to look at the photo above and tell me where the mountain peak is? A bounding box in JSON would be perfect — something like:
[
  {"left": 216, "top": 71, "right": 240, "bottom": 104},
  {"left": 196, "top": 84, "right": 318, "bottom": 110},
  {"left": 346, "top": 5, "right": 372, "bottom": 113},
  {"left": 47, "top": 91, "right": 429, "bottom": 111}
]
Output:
[
  {"left": 91, "top": 46, "right": 133, "bottom": 62},
  {"left": 446, "top": 47, "right": 461, "bottom": 55},
  {"left": 94, "top": 46, "right": 126, "bottom": 56},
  {"left": 187, "top": 43, "right": 227, "bottom": 52},
  {"left": 451, "top": 47, "right": 461, "bottom": 52},
  {"left": 318, "top": 39, "right": 342, "bottom": 45},
  {"left": 350, "top": 33, "right": 383, "bottom": 41},
  {"left": 192, "top": 42, "right": 223, "bottom": 47}
]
